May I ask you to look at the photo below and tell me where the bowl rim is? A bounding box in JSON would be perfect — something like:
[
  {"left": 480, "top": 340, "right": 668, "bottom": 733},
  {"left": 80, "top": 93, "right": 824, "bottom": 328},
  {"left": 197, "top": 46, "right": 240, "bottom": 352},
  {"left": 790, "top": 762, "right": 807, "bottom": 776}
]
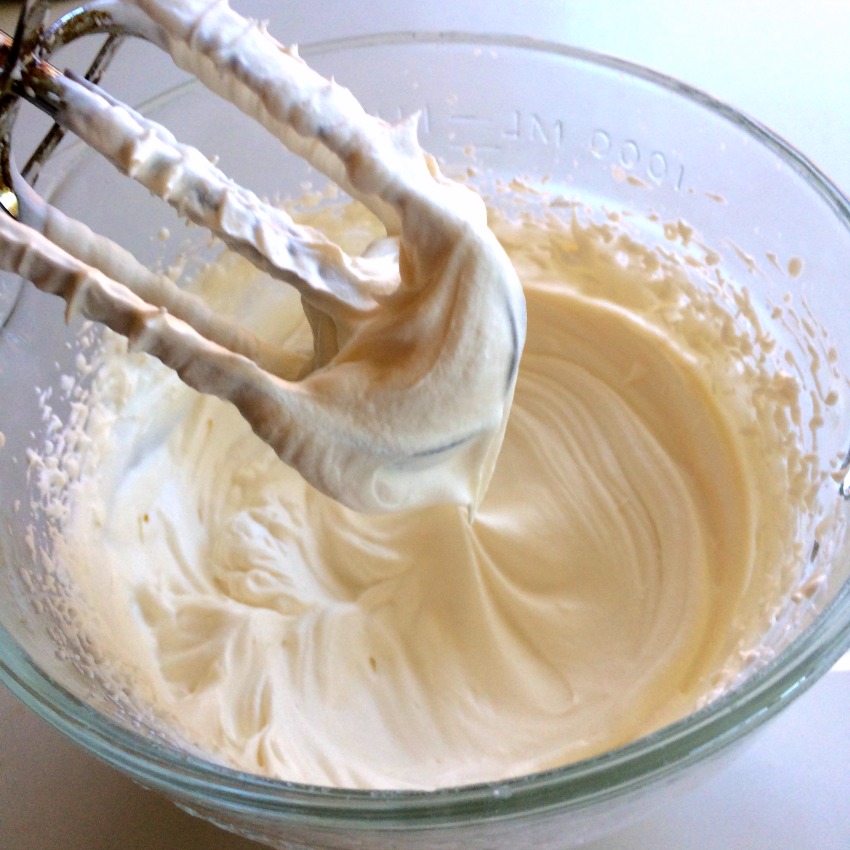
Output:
[{"left": 2, "top": 28, "right": 850, "bottom": 829}]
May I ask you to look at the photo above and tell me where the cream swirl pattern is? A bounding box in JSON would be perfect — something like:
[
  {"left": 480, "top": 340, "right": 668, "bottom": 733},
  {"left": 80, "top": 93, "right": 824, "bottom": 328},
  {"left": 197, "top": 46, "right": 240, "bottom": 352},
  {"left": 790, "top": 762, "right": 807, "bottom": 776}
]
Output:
[{"left": 49, "top": 198, "right": 826, "bottom": 789}]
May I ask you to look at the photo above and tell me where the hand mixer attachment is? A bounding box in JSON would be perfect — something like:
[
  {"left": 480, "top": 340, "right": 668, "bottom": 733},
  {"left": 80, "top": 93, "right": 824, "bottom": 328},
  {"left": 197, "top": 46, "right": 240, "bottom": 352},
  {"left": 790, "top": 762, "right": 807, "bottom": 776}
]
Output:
[{"left": 0, "top": 0, "right": 526, "bottom": 514}]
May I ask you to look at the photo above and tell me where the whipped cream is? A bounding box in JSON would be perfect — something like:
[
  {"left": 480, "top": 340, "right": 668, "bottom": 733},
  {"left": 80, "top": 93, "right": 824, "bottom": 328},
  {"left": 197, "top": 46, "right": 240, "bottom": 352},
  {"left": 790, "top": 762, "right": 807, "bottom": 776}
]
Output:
[
  {"left": 0, "top": 0, "right": 526, "bottom": 513},
  {"left": 7, "top": 0, "right": 845, "bottom": 795},
  {"left": 39, "top": 191, "right": 844, "bottom": 790}
]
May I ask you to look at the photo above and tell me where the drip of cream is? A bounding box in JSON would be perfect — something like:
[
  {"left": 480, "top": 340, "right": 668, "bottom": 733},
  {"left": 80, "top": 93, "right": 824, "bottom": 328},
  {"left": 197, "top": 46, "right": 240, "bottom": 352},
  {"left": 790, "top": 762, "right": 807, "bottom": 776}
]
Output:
[
  {"left": 0, "top": 0, "right": 526, "bottom": 513},
  {"left": 45, "top": 195, "right": 842, "bottom": 790}
]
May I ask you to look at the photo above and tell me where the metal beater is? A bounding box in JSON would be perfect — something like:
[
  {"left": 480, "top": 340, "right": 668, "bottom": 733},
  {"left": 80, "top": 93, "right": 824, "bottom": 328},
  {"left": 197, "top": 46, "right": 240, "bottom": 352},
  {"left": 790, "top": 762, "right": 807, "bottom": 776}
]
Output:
[{"left": 0, "top": 0, "right": 525, "bottom": 513}]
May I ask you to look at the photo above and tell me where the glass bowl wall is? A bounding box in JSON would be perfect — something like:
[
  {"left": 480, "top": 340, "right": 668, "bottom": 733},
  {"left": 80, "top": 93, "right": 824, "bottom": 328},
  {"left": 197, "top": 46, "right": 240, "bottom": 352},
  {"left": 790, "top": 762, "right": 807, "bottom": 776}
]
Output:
[{"left": 1, "top": 32, "right": 849, "bottom": 850}]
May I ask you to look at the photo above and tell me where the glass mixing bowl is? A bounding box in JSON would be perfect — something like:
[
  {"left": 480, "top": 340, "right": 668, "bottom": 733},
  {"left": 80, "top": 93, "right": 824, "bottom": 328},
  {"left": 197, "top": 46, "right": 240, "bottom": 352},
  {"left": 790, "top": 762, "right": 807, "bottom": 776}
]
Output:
[{"left": 2, "top": 32, "right": 850, "bottom": 850}]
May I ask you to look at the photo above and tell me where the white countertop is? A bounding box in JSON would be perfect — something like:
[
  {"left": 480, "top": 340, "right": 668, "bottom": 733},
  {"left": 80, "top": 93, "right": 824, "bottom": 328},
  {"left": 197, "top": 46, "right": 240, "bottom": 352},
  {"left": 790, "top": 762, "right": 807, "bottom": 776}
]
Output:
[{"left": 1, "top": 2, "right": 849, "bottom": 848}]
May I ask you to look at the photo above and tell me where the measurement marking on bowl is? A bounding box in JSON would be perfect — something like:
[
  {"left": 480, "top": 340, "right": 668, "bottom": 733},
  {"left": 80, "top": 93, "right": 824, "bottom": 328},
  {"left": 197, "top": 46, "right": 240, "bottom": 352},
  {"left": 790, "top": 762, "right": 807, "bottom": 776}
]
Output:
[
  {"left": 379, "top": 105, "right": 688, "bottom": 190},
  {"left": 447, "top": 113, "right": 503, "bottom": 151},
  {"left": 442, "top": 108, "right": 574, "bottom": 153},
  {"left": 591, "top": 129, "right": 686, "bottom": 191},
  {"left": 501, "top": 110, "right": 567, "bottom": 147},
  {"left": 432, "top": 109, "right": 688, "bottom": 192}
]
